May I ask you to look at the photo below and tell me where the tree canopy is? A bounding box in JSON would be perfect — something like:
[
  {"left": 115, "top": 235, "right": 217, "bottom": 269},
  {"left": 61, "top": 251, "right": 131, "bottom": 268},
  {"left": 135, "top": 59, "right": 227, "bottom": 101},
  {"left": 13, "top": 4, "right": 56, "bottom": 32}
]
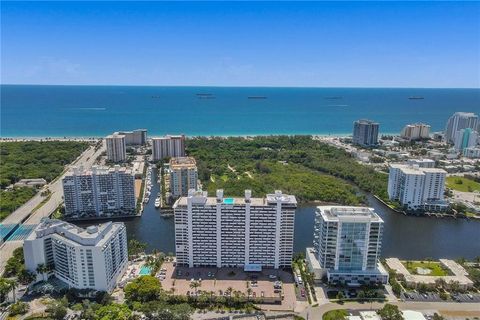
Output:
[
  {"left": 124, "top": 275, "right": 163, "bottom": 303},
  {"left": 186, "top": 136, "right": 388, "bottom": 204}
]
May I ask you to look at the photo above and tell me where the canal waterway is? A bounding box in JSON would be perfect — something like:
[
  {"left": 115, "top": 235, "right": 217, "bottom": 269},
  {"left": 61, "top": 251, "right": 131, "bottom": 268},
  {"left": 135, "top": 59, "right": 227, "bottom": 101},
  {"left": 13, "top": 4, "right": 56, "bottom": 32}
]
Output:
[{"left": 115, "top": 169, "right": 480, "bottom": 260}]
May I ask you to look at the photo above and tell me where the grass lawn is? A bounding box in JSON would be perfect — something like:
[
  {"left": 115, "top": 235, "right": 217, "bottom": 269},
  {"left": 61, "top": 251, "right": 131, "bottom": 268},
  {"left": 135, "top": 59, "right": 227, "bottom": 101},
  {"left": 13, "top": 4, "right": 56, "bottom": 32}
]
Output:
[
  {"left": 402, "top": 261, "right": 450, "bottom": 276},
  {"left": 446, "top": 176, "right": 480, "bottom": 192},
  {"left": 323, "top": 309, "right": 348, "bottom": 320}
]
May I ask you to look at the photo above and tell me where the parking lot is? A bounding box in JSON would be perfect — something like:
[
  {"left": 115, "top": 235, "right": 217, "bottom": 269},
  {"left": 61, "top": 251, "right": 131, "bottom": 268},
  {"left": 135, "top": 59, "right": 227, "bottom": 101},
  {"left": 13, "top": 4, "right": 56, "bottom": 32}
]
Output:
[
  {"left": 402, "top": 291, "right": 480, "bottom": 303},
  {"left": 451, "top": 292, "right": 480, "bottom": 302},
  {"left": 402, "top": 291, "right": 443, "bottom": 302},
  {"left": 158, "top": 262, "right": 297, "bottom": 310}
]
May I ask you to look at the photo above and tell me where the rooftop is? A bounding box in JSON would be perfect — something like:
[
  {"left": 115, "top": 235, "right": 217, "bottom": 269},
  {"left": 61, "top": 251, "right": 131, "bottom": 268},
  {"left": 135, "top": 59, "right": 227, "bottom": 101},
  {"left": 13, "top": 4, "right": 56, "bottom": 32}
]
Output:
[
  {"left": 390, "top": 163, "right": 446, "bottom": 175},
  {"left": 106, "top": 133, "right": 125, "bottom": 139},
  {"left": 317, "top": 206, "right": 383, "bottom": 223},
  {"left": 152, "top": 134, "right": 185, "bottom": 140},
  {"left": 355, "top": 119, "right": 379, "bottom": 125},
  {"left": 174, "top": 189, "right": 297, "bottom": 207},
  {"left": 67, "top": 165, "right": 132, "bottom": 176},
  {"left": 169, "top": 157, "right": 197, "bottom": 168},
  {"left": 27, "top": 218, "right": 125, "bottom": 247}
]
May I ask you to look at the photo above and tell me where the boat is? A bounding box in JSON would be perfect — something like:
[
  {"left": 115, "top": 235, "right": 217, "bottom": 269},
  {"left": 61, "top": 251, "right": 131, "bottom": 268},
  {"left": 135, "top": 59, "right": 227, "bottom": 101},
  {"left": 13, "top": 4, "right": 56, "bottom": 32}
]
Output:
[
  {"left": 324, "top": 96, "right": 342, "bottom": 100},
  {"left": 408, "top": 96, "right": 424, "bottom": 100},
  {"left": 248, "top": 96, "right": 267, "bottom": 99}
]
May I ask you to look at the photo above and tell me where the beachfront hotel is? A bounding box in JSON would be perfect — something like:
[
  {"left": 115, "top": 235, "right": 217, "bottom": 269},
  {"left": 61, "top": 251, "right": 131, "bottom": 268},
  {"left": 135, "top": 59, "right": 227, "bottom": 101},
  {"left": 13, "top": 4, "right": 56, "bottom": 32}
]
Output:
[
  {"left": 388, "top": 163, "right": 447, "bottom": 211},
  {"left": 116, "top": 129, "right": 148, "bottom": 146},
  {"left": 173, "top": 189, "right": 297, "bottom": 270},
  {"left": 400, "top": 123, "right": 431, "bottom": 141},
  {"left": 352, "top": 119, "right": 379, "bottom": 147},
  {"left": 105, "top": 133, "right": 127, "bottom": 162},
  {"left": 169, "top": 157, "right": 198, "bottom": 197},
  {"left": 152, "top": 134, "right": 186, "bottom": 161},
  {"left": 306, "top": 206, "right": 388, "bottom": 285},
  {"left": 62, "top": 165, "right": 136, "bottom": 219},
  {"left": 24, "top": 218, "right": 128, "bottom": 292}
]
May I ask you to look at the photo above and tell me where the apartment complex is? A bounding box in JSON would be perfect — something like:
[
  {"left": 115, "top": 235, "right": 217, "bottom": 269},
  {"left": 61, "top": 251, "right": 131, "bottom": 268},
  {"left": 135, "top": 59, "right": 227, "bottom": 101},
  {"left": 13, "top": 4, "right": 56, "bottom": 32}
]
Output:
[
  {"left": 454, "top": 128, "right": 478, "bottom": 152},
  {"left": 169, "top": 157, "right": 198, "bottom": 197},
  {"left": 353, "top": 119, "right": 379, "bottom": 147},
  {"left": 445, "top": 112, "right": 479, "bottom": 144},
  {"left": 24, "top": 218, "right": 128, "bottom": 292},
  {"left": 400, "top": 123, "right": 431, "bottom": 141},
  {"left": 406, "top": 158, "right": 435, "bottom": 168},
  {"left": 464, "top": 147, "right": 480, "bottom": 159},
  {"left": 105, "top": 133, "right": 127, "bottom": 163},
  {"left": 388, "top": 163, "right": 447, "bottom": 211},
  {"left": 117, "top": 129, "right": 147, "bottom": 146},
  {"left": 173, "top": 190, "right": 297, "bottom": 269},
  {"left": 307, "top": 206, "right": 388, "bottom": 285},
  {"left": 152, "top": 135, "right": 186, "bottom": 161},
  {"left": 62, "top": 166, "right": 136, "bottom": 219}
]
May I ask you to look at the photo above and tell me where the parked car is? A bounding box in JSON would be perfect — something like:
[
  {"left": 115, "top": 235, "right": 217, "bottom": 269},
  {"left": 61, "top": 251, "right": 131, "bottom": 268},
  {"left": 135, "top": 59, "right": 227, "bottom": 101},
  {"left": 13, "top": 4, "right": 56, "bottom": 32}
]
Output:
[{"left": 269, "top": 275, "right": 277, "bottom": 279}]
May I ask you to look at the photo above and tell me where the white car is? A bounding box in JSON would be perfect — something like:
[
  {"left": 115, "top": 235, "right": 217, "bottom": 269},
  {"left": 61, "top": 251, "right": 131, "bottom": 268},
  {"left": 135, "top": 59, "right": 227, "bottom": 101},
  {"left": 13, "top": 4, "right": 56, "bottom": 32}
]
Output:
[{"left": 269, "top": 275, "right": 277, "bottom": 279}]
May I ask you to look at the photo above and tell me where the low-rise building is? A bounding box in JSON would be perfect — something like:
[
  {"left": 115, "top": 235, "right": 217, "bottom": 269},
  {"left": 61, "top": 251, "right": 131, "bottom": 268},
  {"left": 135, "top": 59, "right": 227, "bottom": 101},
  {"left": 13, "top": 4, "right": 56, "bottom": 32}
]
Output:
[
  {"left": 24, "top": 218, "right": 128, "bottom": 292},
  {"left": 385, "top": 258, "right": 474, "bottom": 290},
  {"left": 14, "top": 178, "right": 47, "bottom": 188},
  {"left": 406, "top": 158, "right": 435, "bottom": 168},
  {"left": 464, "top": 147, "right": 480, "bottom": 159}
]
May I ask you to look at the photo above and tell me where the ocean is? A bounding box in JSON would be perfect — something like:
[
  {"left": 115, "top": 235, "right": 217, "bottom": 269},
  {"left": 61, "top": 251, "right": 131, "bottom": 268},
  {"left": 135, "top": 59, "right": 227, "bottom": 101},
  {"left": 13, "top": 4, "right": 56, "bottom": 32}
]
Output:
[{"left": 1, "top": 85, "right": 479, "bottom": 137}]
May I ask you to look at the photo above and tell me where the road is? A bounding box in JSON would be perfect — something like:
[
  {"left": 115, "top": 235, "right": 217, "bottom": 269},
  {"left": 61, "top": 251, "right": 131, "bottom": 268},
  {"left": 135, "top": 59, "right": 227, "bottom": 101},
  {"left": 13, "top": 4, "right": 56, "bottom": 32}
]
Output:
[
  {"left": 299, "top": 301, "right": 480, "bottom": 319},
  {"left": 0, "top": 143, "right": 105, "bottom": 274}
]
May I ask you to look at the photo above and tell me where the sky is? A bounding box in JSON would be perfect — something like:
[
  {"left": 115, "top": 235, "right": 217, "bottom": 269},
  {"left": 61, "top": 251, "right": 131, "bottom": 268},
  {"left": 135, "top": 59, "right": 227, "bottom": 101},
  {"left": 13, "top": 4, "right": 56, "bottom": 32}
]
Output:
[{"left": 1, "top": 1, "right": 479, "bottom": 88}]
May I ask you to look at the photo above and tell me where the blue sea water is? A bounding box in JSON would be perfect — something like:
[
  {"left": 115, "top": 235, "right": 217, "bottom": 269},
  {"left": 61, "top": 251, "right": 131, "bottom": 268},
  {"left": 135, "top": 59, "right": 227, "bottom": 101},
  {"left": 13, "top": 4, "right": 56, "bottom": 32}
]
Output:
[{"left": 1, "top": 85, "right": 479, "bottom": 137}]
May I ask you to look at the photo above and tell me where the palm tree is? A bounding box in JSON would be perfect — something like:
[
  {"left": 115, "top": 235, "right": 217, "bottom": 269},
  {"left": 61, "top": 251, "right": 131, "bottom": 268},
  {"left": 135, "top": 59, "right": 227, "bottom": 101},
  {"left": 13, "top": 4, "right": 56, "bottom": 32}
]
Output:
[
  {"left": 10, "top": 280, "right": 17, "bottom": 303},
  {"left": 226, "top": 286, "right": 233, "bottom": 297},
  {"left": 190, "top": 281, "right": 200, "bottom": 296},
  {"left": 36, "top": 264, "right": 49, "bottom": 282},
  {"left": 246, "top": 288, "right": 252, "bottom": 301},
  {"left": 0, "top": 278, "right": 15, "bottom": 303},
  {"left": 435, "top": 278, "right": 446, "bottom": 290}
]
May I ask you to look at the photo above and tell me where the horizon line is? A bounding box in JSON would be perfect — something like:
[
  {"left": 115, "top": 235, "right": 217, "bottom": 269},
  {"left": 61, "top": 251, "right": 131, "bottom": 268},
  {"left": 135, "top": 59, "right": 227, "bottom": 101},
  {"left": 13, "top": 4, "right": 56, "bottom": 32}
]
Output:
[{"left": 1, "top": 83, "right": 479, "bottom": 90}]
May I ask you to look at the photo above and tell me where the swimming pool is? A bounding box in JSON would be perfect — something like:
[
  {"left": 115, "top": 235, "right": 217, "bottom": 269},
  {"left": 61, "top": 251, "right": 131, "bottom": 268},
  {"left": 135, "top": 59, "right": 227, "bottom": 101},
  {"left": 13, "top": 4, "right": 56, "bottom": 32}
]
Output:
[
  {"left": 139, "top": 265, "right": 152, "bottom": 275},
  {"left": 223, "top": 198, "right": 235, "bottom": 205}
]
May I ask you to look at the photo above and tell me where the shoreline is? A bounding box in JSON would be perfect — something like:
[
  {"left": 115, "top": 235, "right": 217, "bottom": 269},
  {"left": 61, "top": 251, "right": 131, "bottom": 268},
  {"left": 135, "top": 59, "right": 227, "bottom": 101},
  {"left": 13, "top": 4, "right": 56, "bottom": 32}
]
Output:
[{"left": 0, "top": 132, "right": 401, "bottom": 141}]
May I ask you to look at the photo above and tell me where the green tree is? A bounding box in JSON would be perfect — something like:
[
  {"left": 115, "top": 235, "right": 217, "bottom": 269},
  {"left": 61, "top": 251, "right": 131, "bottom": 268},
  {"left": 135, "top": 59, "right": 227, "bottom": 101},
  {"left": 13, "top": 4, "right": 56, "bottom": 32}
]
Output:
[
  {"left": 432, "top": 313, "right": 445, "bottom": 320},
  {"left": 46, "top": 297, "right": 68, "bottom": 320},
  {"left": 376, "top": 304, "right": 404, "bottom": 320},
  {"left": 36, "top": 263, "right": 50, "bottom": 281},
  {"left": 0, "top": 278, "right": 15, "bottom": 303},
  {"left": 336, "top": 291, "right": 345, "bottom": 300},
  {"left": 124, "top": 275, "right": 162, "bottom": 303},
  {"left": 323, "top": 309, "right": 348, "bottom": 320},
  {"left": 128, "top": 239, "right": 147, "bottom": 258},
  {"left": 96, "top": 304, "right": 132, "bottom": 320},
  {"left": 9, "top": 301, "right": 29, "bottom": 316}
]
